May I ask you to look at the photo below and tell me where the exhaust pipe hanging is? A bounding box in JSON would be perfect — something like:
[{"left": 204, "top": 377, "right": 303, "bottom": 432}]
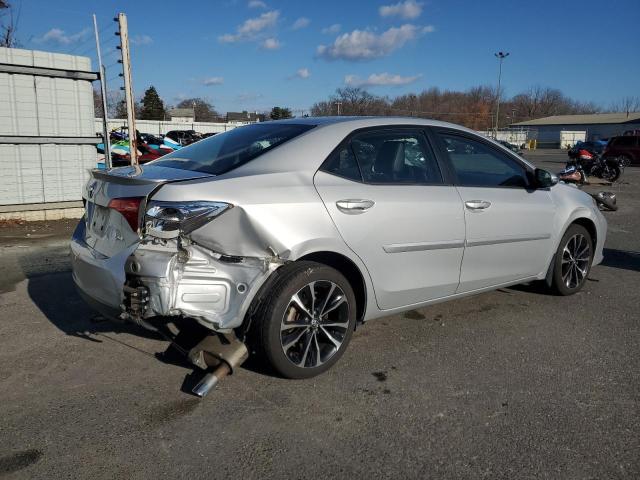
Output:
[{"left": 188, "top": 332, "right": 249, "bottom": 398}]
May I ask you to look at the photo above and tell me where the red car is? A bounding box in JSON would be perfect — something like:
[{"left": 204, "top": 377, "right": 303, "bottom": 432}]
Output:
[{"left": 604, "top": 135, "right": 640, "bottom": 166}]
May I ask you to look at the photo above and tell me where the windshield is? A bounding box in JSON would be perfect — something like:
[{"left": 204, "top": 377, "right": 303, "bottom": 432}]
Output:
[{"left": 152, "top": 123, "right": 314, "bottom": 175}]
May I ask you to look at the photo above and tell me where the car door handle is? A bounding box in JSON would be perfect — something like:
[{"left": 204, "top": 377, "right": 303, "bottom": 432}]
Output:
[
  {"left": 465, "top": 200, "right": 491, "bottom": 210},
  {"left": 336, "top": 199, "right": 375, "bottom": 214}
]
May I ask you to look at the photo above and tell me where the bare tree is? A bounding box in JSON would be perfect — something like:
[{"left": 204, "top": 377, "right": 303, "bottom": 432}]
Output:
[
  {"left": 311, "top": 87, "right": 389, "bottom": 116},
  {"left": 93, "top": 88, "right": 104, "bottom": 118},
  {"left": 311, "top": 84, "right": 605, "bottom": 130},
  {"left": 609, "top": 96, "right": 640, "bottom": 115},
  {"left": 0, "top": 0, "right": 19, "bottom": 47}
]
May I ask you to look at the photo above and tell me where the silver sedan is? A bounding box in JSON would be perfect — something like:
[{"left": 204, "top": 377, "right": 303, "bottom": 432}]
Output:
[{"left": 71, "top": 117, "right": 606, "bottom": 383}]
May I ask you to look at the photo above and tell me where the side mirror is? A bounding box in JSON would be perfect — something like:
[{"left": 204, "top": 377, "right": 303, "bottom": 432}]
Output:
[{"left": 534, "top": 168, "right": 558, "bottom": 188}]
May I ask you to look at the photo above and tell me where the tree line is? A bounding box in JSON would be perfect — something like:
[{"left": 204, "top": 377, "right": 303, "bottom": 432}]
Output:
[
  {"left": 310, "top": 86, "right": 639, "bottom": 131},
  {"left": 94, "top": 85, "right": 294, "bottom": 122},
  {"left": 94, "top": 86, "right": 222, "bottom": 122},
  {"left": 95, "top": 84, "right": 639, "bottom": 129}
]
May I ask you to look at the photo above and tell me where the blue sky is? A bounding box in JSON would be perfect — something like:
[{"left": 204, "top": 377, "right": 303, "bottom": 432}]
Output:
[{"left": 16, "top": 0, "right": 640, "bottom": 114}]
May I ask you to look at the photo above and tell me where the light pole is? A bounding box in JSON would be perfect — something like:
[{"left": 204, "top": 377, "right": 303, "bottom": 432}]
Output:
[{"left": 494, "top": 51, "right": 509, "bottom": 138}]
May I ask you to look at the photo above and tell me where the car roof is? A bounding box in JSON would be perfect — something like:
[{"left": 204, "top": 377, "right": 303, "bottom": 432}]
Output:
[{"left": 267, "top": 115, "right": 476, "bottom": 132}]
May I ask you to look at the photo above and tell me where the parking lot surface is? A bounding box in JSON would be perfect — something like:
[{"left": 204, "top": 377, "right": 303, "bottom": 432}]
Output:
[{"left": 0, "top": 151, "right": 638, "bottom": 479}]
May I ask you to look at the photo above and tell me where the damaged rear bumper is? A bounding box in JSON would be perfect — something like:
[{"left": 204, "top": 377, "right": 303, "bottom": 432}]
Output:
[
  {"left": 71, "top": 217, "right": 283, "bottom": 332},
  {"left": 120, "top": 238, "right": 281, "bottom": 331}
]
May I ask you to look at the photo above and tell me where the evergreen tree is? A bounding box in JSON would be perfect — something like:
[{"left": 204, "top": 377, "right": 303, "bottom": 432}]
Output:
[
  {"left": 270, "top": 106, "right": 293, "bottom": 120},
  {"left": 139, "top": 86, "right": 166, "bottom": 120}
]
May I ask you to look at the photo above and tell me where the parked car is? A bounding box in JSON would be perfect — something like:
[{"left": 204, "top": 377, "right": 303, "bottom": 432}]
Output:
[
  {"left": 165, "top": 130, "right": 201, "bottom": 146},
  {"left": 72, "top": 117, "right": 606, "bottom": 386},
  {"left": 497, "top": 140, "right": 521, "bottom": 153},
  {"left": 604, "top": 135, "right": 640, "bottom": 166}
]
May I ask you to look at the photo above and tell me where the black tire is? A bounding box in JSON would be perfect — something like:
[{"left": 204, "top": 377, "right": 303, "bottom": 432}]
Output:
[
  {"left": 605, "top": 164, "right": 621, "bottom": 182},
  {"left": 618, "top": 155, "right": 632, "bottom": 169},
  {"left": 253, "top": 261, "right": 356, "bottom": 379},
  {"left": 550, "top": 224, "right": 594, "bottom": 296}
]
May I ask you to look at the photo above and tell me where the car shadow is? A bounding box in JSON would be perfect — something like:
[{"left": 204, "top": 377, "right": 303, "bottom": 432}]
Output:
[
  {"left": 601, "top": 248, "right": 640, "bottom": 273},
  {"left": 26, "top": 271, "right": 162, "bottom": 342},
  {"left": 20, "top": 246, "right": 280, "bottom": 388}
]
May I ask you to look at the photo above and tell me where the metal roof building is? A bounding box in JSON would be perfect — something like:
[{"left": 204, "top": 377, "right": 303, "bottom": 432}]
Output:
[{"left": 511, "top": 112, "right": 640, "bottom": 147}]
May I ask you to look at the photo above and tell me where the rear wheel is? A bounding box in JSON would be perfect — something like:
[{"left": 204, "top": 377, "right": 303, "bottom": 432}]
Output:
[
  {"left": 254, "top": 261, "right": 356, "bottom": 379},
  {"left": 550, "top": 224, "right": 593, "bottom": 296}
]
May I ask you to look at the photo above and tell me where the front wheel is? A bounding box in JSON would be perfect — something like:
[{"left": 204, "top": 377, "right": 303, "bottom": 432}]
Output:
[
  {"left": 254, "top": 261, "right": 356, "bottom": 379},
  {"left": 550, "top": 224, "right": 593, "bottom": 296},
  {"left": 604, "top": 164, "right": 621, "bottom": 182}
]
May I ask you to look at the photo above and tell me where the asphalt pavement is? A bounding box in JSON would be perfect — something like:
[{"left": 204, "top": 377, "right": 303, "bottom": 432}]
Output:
[{"left": 0, "top": 151, "right": 638, "bottom": 479}]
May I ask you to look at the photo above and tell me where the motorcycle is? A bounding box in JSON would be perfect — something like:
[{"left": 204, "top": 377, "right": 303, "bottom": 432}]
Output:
[{"left": 564, "top": 148, "right": 621, "bottom": 183}]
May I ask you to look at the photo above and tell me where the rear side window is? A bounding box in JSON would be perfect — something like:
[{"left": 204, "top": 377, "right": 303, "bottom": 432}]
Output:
[
  {"left": 438, "top": 133, "right": 529, "bottom": 188},
  {"left": 351, "top": 130, "right": 443, "bottom": 184},
  {"left": 153, "top": 123, "right": 314, "bottom": 175},
  {"left": 322, "top": 145, "right": 362, "bottom": 181}
]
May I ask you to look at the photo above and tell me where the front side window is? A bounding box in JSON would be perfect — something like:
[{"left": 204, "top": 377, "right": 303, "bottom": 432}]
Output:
[
  {"left": 350, "top": 130, "right": 443, "bottom": 184},
  {"left": 438, "top": 133, "right": 529, "bottom": 188},
  {"left": 153, "top": 123, "right": 314, "bottom": 175}
]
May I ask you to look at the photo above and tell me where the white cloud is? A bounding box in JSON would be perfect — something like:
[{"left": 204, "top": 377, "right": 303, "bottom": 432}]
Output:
[
  {"left": 321, "top": 24, "right": 341, "bottom": 35},
  {"left": 34, "top": 27, "right": 90, "bottom": 45},
  {"left": 291, "top": 17, "right": 310, "bottom": 30},
  {"left": 317, "top": 24, "right": 430, "bottom": 61},
  {"left": 130, "top": 34, "right": 153, "bottom": 46},
  {"left": 293, "top": 68, "right": 310, "bottom": 79},
  {"left": 261, "top": 37, "right": 281, "bottom": 50},
  {"left": 379, "top": 0, "right": 423, "bottom": 19},
  {"left": 248, "top": 0, "right": 267, "bottom": 8},
  {"left": 219, "top": 10, "right": 280, "bottom": 43},
  {"left": 345, "top": 72, "right": 422, "bottom": 87},
  {"left": 202, "top": 77, "right": 224, "bottom": 86}
]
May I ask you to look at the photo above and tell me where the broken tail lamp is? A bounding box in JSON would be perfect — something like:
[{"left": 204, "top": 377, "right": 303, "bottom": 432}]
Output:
[
  {"left": 144, "top": 201, "right": 231, "bottom": 238},
  {"left": 108, "top": 197, "right": 143, "bottom": 232}
]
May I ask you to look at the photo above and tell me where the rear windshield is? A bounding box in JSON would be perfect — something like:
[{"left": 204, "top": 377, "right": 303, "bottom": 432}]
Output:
[{"left": 151, "top": 123, "right": 314, "bottom": 175}]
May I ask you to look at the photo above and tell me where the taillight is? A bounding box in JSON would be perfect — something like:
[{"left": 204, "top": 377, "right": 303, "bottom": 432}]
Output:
[{"left": 108, "top": 197, "right": 143, "bottom": 231}]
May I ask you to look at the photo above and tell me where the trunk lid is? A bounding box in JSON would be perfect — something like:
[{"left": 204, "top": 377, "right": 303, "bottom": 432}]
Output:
[{"left": 83, "top": 164, "right": 213, "bottom": 257}]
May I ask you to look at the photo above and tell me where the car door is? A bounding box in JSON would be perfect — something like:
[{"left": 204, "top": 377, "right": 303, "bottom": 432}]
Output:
[
  {"left": 314, "top": 127, "right": 466, "bottom": 310},
  {"left": 432, "top": 129, "right": 556, "bottom": 293}
]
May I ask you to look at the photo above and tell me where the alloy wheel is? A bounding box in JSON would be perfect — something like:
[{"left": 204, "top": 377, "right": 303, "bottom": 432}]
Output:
[
  {"left": 561, "top": 234, "right": 591, "bottom": 289},
  {"left": 280, "top": 280, "right": 350, "bottom": 368}
]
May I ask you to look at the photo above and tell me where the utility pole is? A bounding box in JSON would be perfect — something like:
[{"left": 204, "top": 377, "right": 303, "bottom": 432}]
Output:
[
  {"left": 93, "top": 14, "right": 111, "bottom": 168},
  {"left": 334, "top": 101, "right": 342, "bottom": 116},
  {"left": 116, "top": 13, "right": 138, "bottom": 165},
  {"left": 494, "top": 51, "right": 510, "bottom": 138}
]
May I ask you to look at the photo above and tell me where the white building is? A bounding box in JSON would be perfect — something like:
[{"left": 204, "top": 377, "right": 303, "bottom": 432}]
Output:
[
  {"left": 512, "top": 112, "right": 640, "bottom": 148},
  {"left": 168, "top": 108, "right": 194, "bottom": 123}
]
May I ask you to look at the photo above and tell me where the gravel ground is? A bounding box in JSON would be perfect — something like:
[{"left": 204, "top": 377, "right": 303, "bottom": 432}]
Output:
[{"left": 0, "top": 151, "right": 638, "bottom": 479}]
